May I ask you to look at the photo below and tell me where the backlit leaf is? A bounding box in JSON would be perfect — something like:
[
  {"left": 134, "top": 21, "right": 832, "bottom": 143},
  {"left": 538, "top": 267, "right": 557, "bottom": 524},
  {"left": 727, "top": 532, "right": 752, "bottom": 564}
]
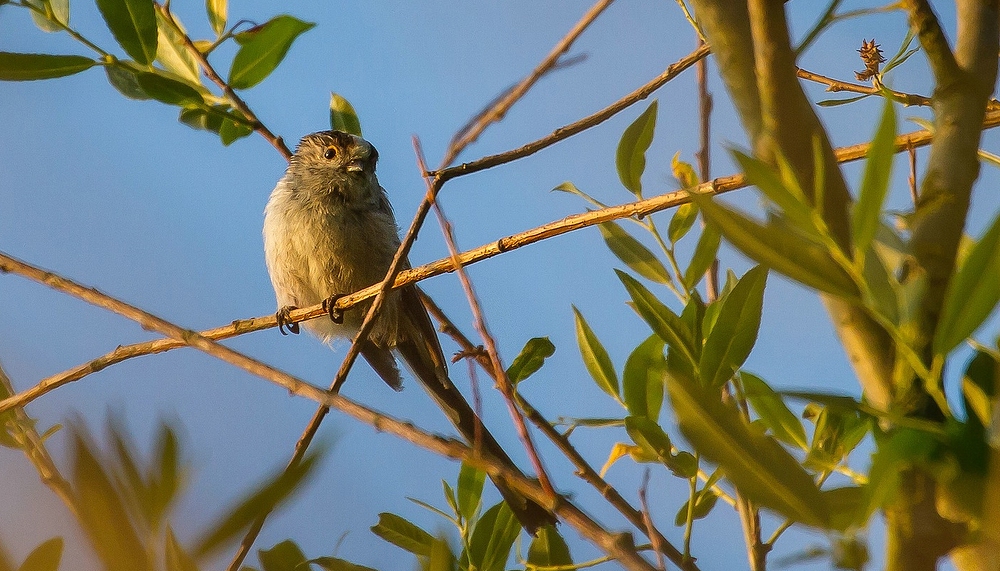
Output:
[
  {"left": 742, "top": 372, "right": 808, "bottom": 449},
  {"left": 623, "top": 335, "right": 666, "bottom": 420},
  {"left": 599, "top": 222, "right": 671, "bottom": 284},
  {"left": 616, "top": 100, "right": 658, "bottom": 197},
  {"left": 617, "top": 270, "right": 697, "bottom": 366},
  {"left": 206, "top": 0, "right": 226, "bottom": 37},
  {"left": 155, "top": 10, "right": 200, "bottom": 85},
  {"left": 467, "top": 502, "right": 519, "bottom": 571},
  {"left": 699, "top": 266, "right": 767, "bottom": 387},
  {"left": 853, "top": 99, "right": 896, "bottom": 258},
  {"left": 330, "top": 93, "right": 362, "bottom": 137},
  {"left": 666, "top": 362, "right": 829, "bottom": 527},
  {"left": 573, "top": 306, "right": 620, "bottom": 401}
]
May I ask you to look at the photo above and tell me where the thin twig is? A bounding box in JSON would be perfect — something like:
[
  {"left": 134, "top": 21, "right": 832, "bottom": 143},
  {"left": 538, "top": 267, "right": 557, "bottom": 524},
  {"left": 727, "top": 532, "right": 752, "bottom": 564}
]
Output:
[
  {"left": 154, "top": 3, "right": 292, "bottom": 161},
  {"left": 6, "top": 110, "right": 1000, "bottom": 416},
  {"left": 418, "top": 293, "right": 699, "bottom": 571},
  {"left": 795, "top": 67, "right": 932, "bottom": 107},
  {"left": 695, "top": 38, "right": 718, "bottom": 300},
  {"left": 0, "top": 363, "right": 78, "bottom": 518},
  {"left": 440, "top": 0, "right": 617, "bottom": 167},
  {"left": 430, "top": 44, "right": 711, "bottom": 182},
  {"left": 0, "top": 251, "right": 658, "bottom": 571},
  {"left": 639, "top": 469, "right": 666, "bottom": 571},
  {"left": 908, "top": 144, "right": 918, "bottom": 205},
  {"left": 417, "top": 138, "right": 556, "bottom": 497}
]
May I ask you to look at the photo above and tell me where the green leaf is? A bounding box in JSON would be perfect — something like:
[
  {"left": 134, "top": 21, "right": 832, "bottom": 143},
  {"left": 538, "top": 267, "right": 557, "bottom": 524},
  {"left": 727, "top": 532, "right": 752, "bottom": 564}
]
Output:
[
  {"left": 258, "top": 540, "right": 306, "bottom": 571},
  {"left": 852, "top": 99, "right": 896, "bottom": 257},
  {"left": 136, "top": 72, "right": 204, "bottom": 105},
  {"left": 206, "top": 0, "right": 226, "bottom": 37},
  {"left": 934, "top": 209, "right": 1000, "bottom": 355},
  {"left": 692, "top": 193, "right": 858, "bottom": 298},
  {"left": 668, "top": 202, "right": 699, "bottom": 244},
  {"left": 731, "top": 150, "right": 818, "bottom": 239},
  {"left": 72, "top": 431, "right": 151, "bottom": 571},
  {"left": 682, "top": 223, "right": 721, "bottom": 291},
  {"left": 699, "top": 266, "right": 767, "bottom": 387},
  {"left": 152, "top": 422, "right": 181, "bottom": 523},
  {"left": 623, "top": 335, "right": 666, "bottom": 420},
  {"left": 573, "top": 306, "right": 620, "bottom": 401},
  {"left": 673, "top": 489, "right": 719, "bottom": 526},
  {"left": 526, "top": 526, "right": 572, "bottom": 567},
  {"left": 616, "top": 100, "right": 658, "bottom": 197},
  {"left": 371, "top": 513, "right": 434, "bottom": 557},
  {"left": 229, "top": 15, "right": 315, "bottom": 89},
  {"left": 95, "top": 0, "right": 157, "bottom": 65},
  {"left": 308, "top": 557, "right": 378, "bottom": 571},
  {"left": 155, "top": 11, "right": 200, "bottom": 85},
  {"left": 599, "top": 222, "right": 671, "bottom": 284},
  {"left": 624, "top": 415, "right": 672, "bottom": 460},
  {"left": 741, "top": 372, "right": 808, "bottom": 449},
  {"left": 194, "top": 450, "right": 323, "bottom": 556},
  {"left": 26, "top": 0, "right": 69, "bottom": 32},
  {"left": 219, "top": 115, "right": 253, "bottom": 145},
  {"left": 666, "top": 362, "right": 830, "bottom": 527},
  {"left": 822, "top": 486, "right": 865, "bottom": 532},
  {"left": 467, "top": 502, "right": 520, "bottom": 571},
  {"left": 0, "top": 52, "right": 96, "bottom": 81},
  {"left": 671, "top": 152, "right": 699, "bottom": 188},
  {"left": 456, "top": 462, "right": 486, "bottom": 522},
  {"left": 816, "top": 94, "right": 872, "bottom": 107},
  {"left": 617, "top": 270, "right": 697, "bottom": 366},
  {"left": 17, "top": 538, "right": 62, "bottom": 571},
  {"left": 105, "top": 62, "right": 151, "bottom": 99},
  {"left": 330, "top": 93, "right": 362, "bottom": 137},
  {"left": 164, "top": 528, "right": 199, "bottom": 571},
  {"left": 506, "top": 337, "right": 555, "bottom": 385},
  {"left": 962, "top": 351, "right": 997, "bottom": 429},
  {"left": 863, "top": 428, "right": 938, "bottom": 519}
]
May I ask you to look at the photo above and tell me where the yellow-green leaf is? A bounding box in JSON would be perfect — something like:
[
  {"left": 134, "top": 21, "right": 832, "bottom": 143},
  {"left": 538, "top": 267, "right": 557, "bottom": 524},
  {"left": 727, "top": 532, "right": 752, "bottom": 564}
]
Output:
[
  {"left": 853, "top": 99, "right": 897, "bottom": 258},
  {"left": 599, "top": 222, "right": 671, "bottom": 284},
  {"left": 330, "top": 92, "right": 362, "bottom": 137},
  {"left": 206, "top": 0, "right": 226, "bottom": 37},
  {"left": 573, "top": 306, "right": 620, "bottom": 401},
  {"left": 616, "top": 100, "right": 657, "bottom": 197},
  {"left": 699, "top": 266, "right": 767, "bottom": 387}
]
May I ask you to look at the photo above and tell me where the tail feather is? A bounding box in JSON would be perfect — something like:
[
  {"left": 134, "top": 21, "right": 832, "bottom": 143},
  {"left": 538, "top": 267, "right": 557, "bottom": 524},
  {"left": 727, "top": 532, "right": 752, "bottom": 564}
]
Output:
[{"left": 396, "top": 286, "right": 555, "bottom": 533}]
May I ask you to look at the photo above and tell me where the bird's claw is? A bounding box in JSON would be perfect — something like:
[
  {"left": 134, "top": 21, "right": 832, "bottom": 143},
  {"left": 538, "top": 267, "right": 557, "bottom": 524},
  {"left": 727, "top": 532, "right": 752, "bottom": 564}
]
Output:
[
  {"left": 276, "top": 306, "right": 300, "bottom": 335},
  {"left": 323, "top": 294, "right": 346, "bottom": 324}
]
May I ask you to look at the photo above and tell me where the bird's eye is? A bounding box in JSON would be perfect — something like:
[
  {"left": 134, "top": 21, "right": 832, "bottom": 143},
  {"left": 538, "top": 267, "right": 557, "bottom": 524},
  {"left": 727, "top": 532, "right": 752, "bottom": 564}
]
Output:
[{"left": 323, "top": 147, "right": 338, "bottom": 160}]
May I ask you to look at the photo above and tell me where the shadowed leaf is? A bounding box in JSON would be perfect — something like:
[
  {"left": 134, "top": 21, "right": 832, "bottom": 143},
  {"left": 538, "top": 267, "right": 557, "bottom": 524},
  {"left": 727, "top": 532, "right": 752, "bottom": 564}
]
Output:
[
  {"left": 95, "top": 0, "right": 157, "bottom": 65},
  {"left": 467, "top": 502, "right": 519, "bottom": 571},
  {"left": 16, "top": 537, "right": 62, "bottom": 571},
  {"left": 617, "top": 271, "right": 697, "bottom": 366},
  {"left": 527, "top": 526, "right": 572, "bottom": 567},
  {"left": 0, "top": 52, "right": 96, "bottom": 81},
  {"left": 258, "top": 540, "right": 306, "bottom": 571},
  {"left": 229, "top": 15, "right": 314, "bottom": 89},
  {"left": 616, "top": 100, "right": 658, "bottom": 197},
  {"left": 371, "top": 513, "right": 433, "bottom": 557},
  {"left": 742, "top": 372, "right": 808, "bottom": 450},
  {"left": 506, "top": 337, "right": 555, "bottom": 385}
]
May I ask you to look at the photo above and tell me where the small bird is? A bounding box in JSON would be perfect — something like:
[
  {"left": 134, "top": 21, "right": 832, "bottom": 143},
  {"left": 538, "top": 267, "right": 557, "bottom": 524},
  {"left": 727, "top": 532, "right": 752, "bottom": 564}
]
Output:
[{"left": 263, "top": 130, "right": 554, "bottom": 533}]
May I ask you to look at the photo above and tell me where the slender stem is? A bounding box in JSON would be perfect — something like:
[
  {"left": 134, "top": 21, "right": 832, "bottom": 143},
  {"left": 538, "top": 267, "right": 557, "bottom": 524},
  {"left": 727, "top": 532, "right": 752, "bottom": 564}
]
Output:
[{"left": 16, "top": 1, "right": 110, "bottom": 57}]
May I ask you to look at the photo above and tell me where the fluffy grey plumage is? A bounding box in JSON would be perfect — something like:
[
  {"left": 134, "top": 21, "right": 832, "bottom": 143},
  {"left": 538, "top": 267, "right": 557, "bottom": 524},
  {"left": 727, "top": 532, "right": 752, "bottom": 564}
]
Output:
[{"left": 263, "top": 130, "right": 554, "bottom": 533}]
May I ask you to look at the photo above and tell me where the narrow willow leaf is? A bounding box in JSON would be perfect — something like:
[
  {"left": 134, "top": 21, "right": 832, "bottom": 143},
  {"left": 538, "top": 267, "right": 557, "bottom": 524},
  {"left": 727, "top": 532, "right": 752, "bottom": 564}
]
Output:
[
  {"left": 258, "top": 540, "right": 307, "bottom": 571},
  {"left": 506, "top": 337, "right": 555, "bottom": 385},
  {"left": 668, "top": 202, "right": 699, "bottom": 244},
  {"left": 573, "top": 306, "right": 620, "bottom": 401},
  {"left": 330, "top": 92, "right": 362, "bottom": 136},
  {"left": 692, "top": 193, "right": 858, "bottom": 298},
  {"left": 666, "top": 363, "right": 830, "bottom": 527},
  {"left": 527, "top": 526, "right": 572, "bottom": 567},
  {"left": 816, "top": 94, "right": 872, "bottom": 107},
  {"left": 95, "top": 0, "right": 157, "bottom": 65},
  {"left": 155, "top": 11, "right": 200, "bottom": 85},
  {"left": 683, "top": 224, "right": 720, "bottom": 291},
  {"left": 599, "top": 222, "right": 671, "bottom": 284},
  {"left": 616, "top": 270, "right": 697, "bottom": 366},
  {"left": 861, "top": 247, "right": 899, "bottom": 324},
  {"left": 135, "top": 71, "right": 203, "bottom": 105},
  {"left": 371, "top": 513, "right": 434, "bottom": 557},
  {"left": 17, "top": 537, "right": 62, "bottom": 571},
  {"left": 699, "top": 266, "right": 767, "bottom": 387},
  {"left": 616, "top": 100, "right": 658, "bottom": 197},
  {"left": 72, "top": 432, "right": 151, "bottom": 571},
  {"left": 229, "top": 15, "right": 314, "bottom": 89},
  {"left": 934, "top": 210, "right": 1000, "bottom": 355},
  {"left": 206, "top": 0, "right": 227, "bottom": 37},
  {"left": 0, "top": 52, "right": 96, "bottom": 81},
  {"left": 194, "top": 451, "right": 322, "bottom": 556},
  {"left": 853, "top": 100, "right": 896, "bottom": 258},
  {"left": 732, "top": 150, "right": 818, "bottom": 239},
  {"left": 165, "top": 528, "right": 199, "bottom": 571},
  {"left": 467, "top": 502, "right": 519, "bottom": 571},
  {"left": 742, "top": 372, "right": 808, "bottom": 449},
  {"left": 622, "top": 335, "right": 666, "bottom": 420},
  {"left": 624, "top": 415, "right": 672, "bottom": 461},
  {"left": 457, "top": 462, "right": 486, "bottom": 522}
]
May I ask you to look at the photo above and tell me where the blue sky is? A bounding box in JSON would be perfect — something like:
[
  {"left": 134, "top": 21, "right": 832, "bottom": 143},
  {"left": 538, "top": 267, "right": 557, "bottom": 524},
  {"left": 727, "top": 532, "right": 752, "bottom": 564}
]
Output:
[{"left": 1, "top": 1, "right": 996, "bottom": 570}]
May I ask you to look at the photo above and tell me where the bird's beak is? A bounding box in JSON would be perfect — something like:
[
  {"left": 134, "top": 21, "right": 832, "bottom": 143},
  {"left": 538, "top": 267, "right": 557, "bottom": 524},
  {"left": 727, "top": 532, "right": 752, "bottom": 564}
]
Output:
[{"left": 345, "top": 159, "right": 364, "bottom": 173}]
